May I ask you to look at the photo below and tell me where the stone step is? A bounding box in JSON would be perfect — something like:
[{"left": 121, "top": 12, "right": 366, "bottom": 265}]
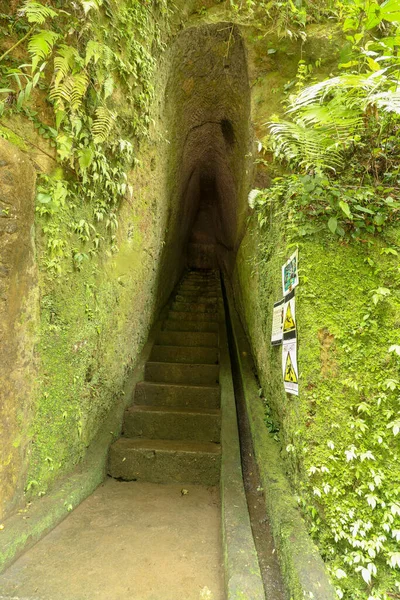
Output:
[
  {"left": 145, "top": 362, "right": 219, "bottom": 385},
  {"left": 134, "top": 381, "right": 220, "bottom": 409},
  {"left": 172, "top": 301, "right": 218, "bottom": 314},
  {"left": 180, "top": 280, "right": 219, "bottom": 287},
  {"left": 168, "top": 310, "right": 218, "bottom": 322},
  {"left": 179, "top": 281, "right": 219, "bottom": 289},
  {"left": 183, "top": 278, "right": 219, "bottom": 285},
  {"left": 175, "top": 294, "right": 219, "bottom": 303},
  {"left": 108, "top": 438, "right": 221, "bottom": 485},
  {"left": 150, "top": 345, "right": 218, "bottom": 365},
  {"left": 177, "top": 289, "right": 219, "bottom": 297},
  {"left": 162, "top": 319, "right": 218, "bottom": 333},
  {"left": 156, "top": 330, "right": 218, "bottom": 348},
  {"left": 123, "top": 405, "right": 221, "bottom": 442},
  {"left": 184, "top": 274, "right": 216, "bottom": 279}
]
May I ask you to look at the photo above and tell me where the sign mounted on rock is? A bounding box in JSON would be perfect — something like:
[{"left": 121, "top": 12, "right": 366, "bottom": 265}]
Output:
[
  {"left": 271, "top": 298, "right": 284, "bottom": 346},
  {"left": 283, "top": 290, "right": 296, "bottom": 335},
  {"left": 282, "top": 249, "right": 299, "bottom": 297},
  {"left": 282, "top": 337, "right": 299, "bottom": 396}
]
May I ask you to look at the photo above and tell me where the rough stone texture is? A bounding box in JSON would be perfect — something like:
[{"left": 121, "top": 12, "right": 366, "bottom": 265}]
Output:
[
  {"left": 134, "top": 381, "right": 221, "bottom": 409},
  {"left": 124, "top": 405, "right": 221, "bottom": 442},
  {"left": 145, "top": 362, "right": 220, "bottom": 385},
  {"left": 0, "top": 479, "right": 224, "bottom": 600},
  {"left": 159, "top": 22, "right": 253, "bottom": 280},
  {"left": 0, "top": 139, "right": 38, "bottom": 521},
  {"left": 150, "top": 344, "right": 219, "bottom": 364},
  {"left": 109, "top": 438, "right": 221, "bottom": 485}
]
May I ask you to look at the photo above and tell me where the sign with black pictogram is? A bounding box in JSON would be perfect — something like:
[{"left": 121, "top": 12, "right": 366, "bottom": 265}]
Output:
[
  {"left": 282, "top": 337, "right": 298, "bottom": 396},
  {"left": 283, "top": 290, "right": 296, "bottom": 335}
]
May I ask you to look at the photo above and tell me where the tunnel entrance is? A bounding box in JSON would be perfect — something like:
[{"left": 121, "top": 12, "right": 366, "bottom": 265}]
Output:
[{"left": 156, "top": 22, "right": 253, "bottom": 293}]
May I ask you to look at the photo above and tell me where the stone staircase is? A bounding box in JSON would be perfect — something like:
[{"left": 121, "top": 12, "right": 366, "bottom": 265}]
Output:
[{"left": 108, "top": 269, "right": 222, "bottom": 486}]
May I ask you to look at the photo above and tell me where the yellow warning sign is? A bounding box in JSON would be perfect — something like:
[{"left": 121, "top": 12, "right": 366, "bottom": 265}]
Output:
[
  {"left": 283, "top": 302, "right": 296, "bottom": 333},
  {"left": 284, "top": 352, "right": 298, "bottom": 384}
]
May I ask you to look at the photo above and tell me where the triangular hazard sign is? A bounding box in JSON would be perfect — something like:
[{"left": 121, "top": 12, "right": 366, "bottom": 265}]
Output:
[
  {"left": 283, "top": 303, "right": 296, "bottom": 332},
  {"left": 284, "top": 352, "right": 298, "bottom": 384}
]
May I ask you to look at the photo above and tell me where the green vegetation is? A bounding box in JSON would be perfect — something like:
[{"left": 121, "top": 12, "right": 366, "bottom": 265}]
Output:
[
  {"left": 249, "top": 2, "right": 400, "bottom": 598},
  {"left": 1, "top": 2, "right": 400, "bottom": 599},
  {"left": 0, "top": 0, "right": 172, "bottom": 497},
  {"left": 0, "top": 0, "right": 170, "bottom": 273}
]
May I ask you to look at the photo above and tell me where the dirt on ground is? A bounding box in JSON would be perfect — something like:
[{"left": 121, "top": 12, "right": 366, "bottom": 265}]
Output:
[{"left": 0, "top": 479, "right": 224, "bottom": 600}]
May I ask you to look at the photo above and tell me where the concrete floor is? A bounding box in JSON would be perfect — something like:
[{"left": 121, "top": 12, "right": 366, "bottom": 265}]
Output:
[{"left": 0, "top": 478, "right": 224, "bottom": 600}]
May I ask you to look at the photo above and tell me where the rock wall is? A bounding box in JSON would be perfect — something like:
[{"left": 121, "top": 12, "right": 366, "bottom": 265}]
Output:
[{"left": 0, "top": 140, "right": 38, "bottom": 520}]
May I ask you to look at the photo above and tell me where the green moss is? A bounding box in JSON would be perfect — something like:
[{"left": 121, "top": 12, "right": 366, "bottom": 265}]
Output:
[
  {"left": 234, "top": 196, "right": 400, "bottom": 597},
  {"left": 0, "top": 125, "right": 29, "bottom": 152}
]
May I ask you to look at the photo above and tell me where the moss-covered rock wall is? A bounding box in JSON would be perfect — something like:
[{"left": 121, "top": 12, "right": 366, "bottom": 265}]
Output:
[{"left": 0, "top": 140, "right": 38, "bottom": 520}]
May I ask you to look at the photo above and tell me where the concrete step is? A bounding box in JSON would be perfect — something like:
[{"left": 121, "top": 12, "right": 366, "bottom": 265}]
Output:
[
  {"left": 150, "top": 345, "right": 218, "bottom": 365},
  {"left": 123, "top": 405, "right": 221, "bottom": 442},
  {"left": 155, "top": 330, "right": 218, "bottom": 348},
  {"left": 134, "top": 381, "right": 220, "bottom": 409},
  {"left": 172, "top": 301, "right": 217, "bottom": 314},
  {"left": 145, "top": 362, "right": 219, "bottom": 385},
  {"left": 162, "top": 319, "right": 218, "bottom": 333},
  {"left": 108, "top": 438, "right": 221, "bottom": 485},
  {"left": 168, "top": 310, "right": 218, "bottom": 323}
]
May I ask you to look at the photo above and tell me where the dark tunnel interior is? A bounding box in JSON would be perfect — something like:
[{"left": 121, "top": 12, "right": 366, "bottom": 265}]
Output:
[{"left": 158, "top": 22, "right": 253, "bottom": 292}]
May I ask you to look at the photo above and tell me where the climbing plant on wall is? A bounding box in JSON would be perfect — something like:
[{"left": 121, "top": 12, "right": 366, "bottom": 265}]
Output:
[
  {"left": 0, "top": 0, "right": 170, "bottom": 274},
  {"left": 252, "top": 2, "right": 400, "bottom": 599}
]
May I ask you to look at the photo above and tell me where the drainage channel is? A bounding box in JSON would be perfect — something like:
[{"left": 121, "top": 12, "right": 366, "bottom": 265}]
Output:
[{"left": 221, "top": 276, "right": 287, "bottom": 600}]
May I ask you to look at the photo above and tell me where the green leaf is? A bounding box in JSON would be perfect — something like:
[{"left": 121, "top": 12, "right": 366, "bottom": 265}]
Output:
[
  {"left": 339, "top": 200, "right": 352, "bottom": 219},
  {"left": 78, "top": 146, "right": 94, "bottom": 170},
  {"left": 381, "top": 0, "right": 400, "bottom": 22},
  {"left": 354, "top": 204, "right": 375, "bottom": 215},
  {"left": 328, "top": 216, "right": 338, "bottom": 234},
  {"left": 22, "top": 1, "right": 57, "bottom": 24},
  {"left": 374, "top": 214, "right": 385, "bottom": 225},
  {"left": 365, "top": 3, "right": 382, "bottom": 30},
  {"left": 28, "top": 30, "right": 58, "bottom": 73},
  {"left": 17, "top": 90, "right": 25, "bottom": 110}
]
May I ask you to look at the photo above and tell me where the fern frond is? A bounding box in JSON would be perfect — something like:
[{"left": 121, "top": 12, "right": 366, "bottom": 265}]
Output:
[
  {"left": 369, "top": 90, "right": 400, "bottom": 114},
  {"left": 70, "top": 72, "right": 89, "bottom": 110},
  {"left": 22, "top": 1, "right": 57, "bottom": 24},
  {"left": 50, "top": 72, "right": 89, "bottom": 111},
  {"left": 92, "top": 107, "right": 116, "bottom": 143},
  {"left": 53, "top": 44, "right": 83, "bottom": 86},
  {"left": 50, "top": 45, "right": 88, "bottom": 111},
  {"left": 80, "top": 0, "right": 103, "bottom": 15},
  {"left": 269, "top": 120, "right": 344, "bottom": 171},
  {"left": 290, "top": 72, "right": 387, "bottom": 111},
  {"left": 28, "top": 30, "right": 58, "bottom": 72},
  {"left": 300, "top": 104, "right": 364, "bottom": 135}
]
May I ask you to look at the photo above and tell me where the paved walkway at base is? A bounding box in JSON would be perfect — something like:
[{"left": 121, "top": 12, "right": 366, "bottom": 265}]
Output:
[{"left": 0, "top": 478, "right": 224, "bottom": 600}]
